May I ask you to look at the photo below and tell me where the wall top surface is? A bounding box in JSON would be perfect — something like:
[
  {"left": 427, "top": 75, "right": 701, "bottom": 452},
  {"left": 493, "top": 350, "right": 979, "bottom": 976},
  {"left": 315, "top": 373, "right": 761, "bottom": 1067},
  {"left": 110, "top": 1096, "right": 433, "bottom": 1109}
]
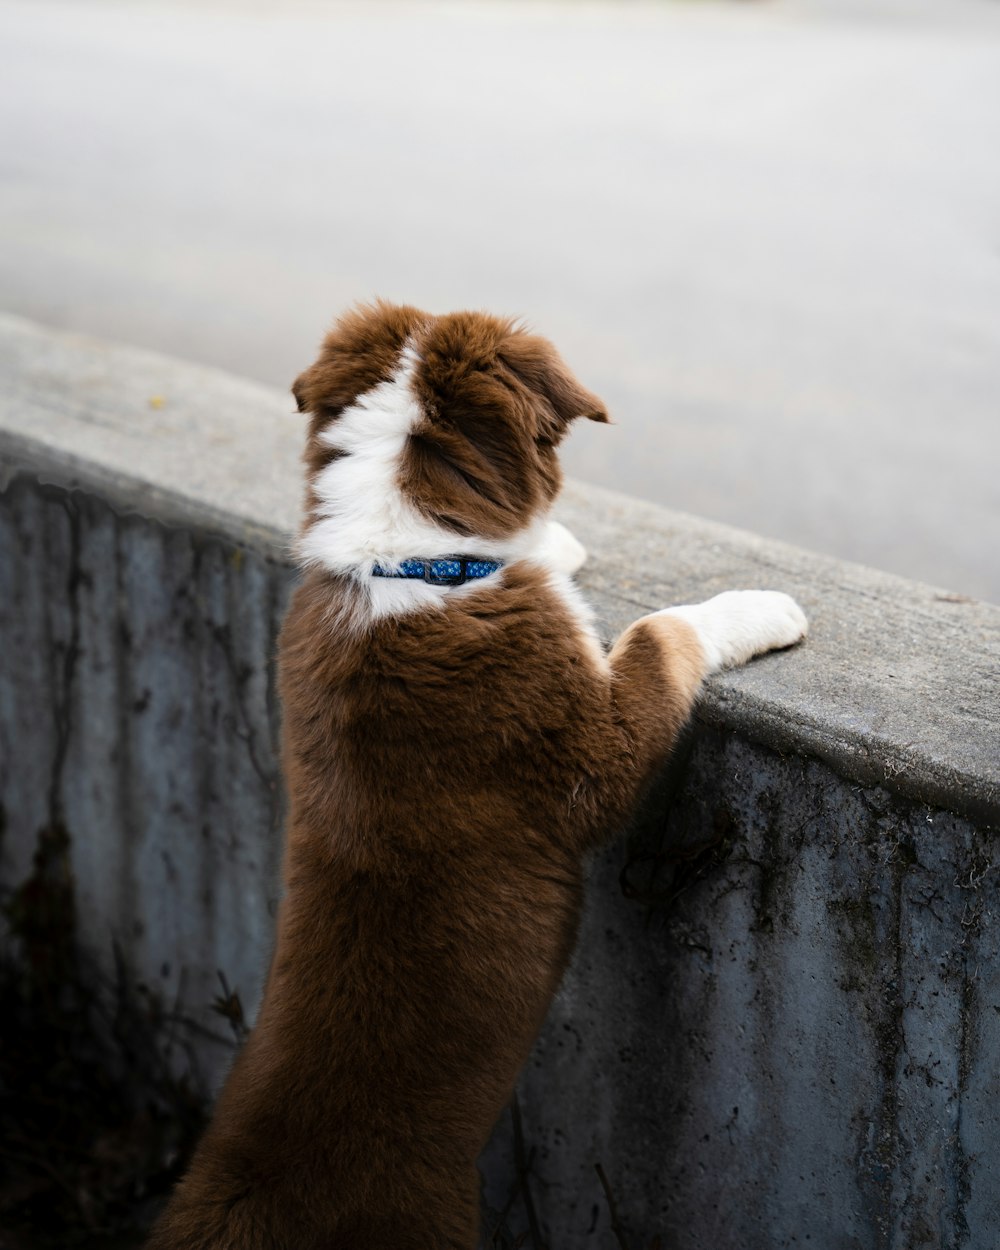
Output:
[{"left": 1, "top": 312, "right": 997, "bottom": 825}]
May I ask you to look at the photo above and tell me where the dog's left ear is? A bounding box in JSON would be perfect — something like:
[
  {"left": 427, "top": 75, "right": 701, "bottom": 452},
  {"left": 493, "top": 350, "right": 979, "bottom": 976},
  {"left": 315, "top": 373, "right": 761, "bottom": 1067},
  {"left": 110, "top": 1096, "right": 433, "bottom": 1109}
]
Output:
[
  {"left": 499, "top": 334, "right": 609, "bottom": 443},
  {"left": 291, "top": 368, "right": 314, "bottom": 414},
  {"left": 291, "top": 361, "right": 338, "bottom": 423}
]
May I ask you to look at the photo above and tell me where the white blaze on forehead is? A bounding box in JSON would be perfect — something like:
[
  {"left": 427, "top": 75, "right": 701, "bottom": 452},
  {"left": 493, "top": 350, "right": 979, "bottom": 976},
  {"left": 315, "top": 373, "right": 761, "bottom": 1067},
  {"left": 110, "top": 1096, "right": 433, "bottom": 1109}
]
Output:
[{"left": 296, "top": 343, "right": 453, "bottom": 574}]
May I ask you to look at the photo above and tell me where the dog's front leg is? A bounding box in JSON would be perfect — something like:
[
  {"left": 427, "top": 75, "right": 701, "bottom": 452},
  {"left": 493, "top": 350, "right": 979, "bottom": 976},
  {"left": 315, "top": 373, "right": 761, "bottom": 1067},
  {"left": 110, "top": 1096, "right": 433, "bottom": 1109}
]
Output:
[
  {"left": 656, "top": 590, "right": 808, "bottom": 674},
  {"left": 587, "top": 591, "right": 807, "bottom": 835}
]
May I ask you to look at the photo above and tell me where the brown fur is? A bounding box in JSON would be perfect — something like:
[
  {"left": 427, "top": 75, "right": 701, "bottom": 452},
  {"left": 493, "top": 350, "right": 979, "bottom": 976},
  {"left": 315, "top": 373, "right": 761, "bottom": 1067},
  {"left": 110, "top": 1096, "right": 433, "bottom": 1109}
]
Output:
[{"left": 148, "top": 305, "right": 708, "bottom": 1250}]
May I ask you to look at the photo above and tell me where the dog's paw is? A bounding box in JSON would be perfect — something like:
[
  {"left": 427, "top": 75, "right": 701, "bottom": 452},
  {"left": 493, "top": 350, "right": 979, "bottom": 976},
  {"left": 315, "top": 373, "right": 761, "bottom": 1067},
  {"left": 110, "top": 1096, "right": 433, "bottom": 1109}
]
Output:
[
  {"left": 539, "top": 520, "right": 588, "bottom": 576},
  {"left": 656, "top": 590, "right": 807, "bottom": 674}
]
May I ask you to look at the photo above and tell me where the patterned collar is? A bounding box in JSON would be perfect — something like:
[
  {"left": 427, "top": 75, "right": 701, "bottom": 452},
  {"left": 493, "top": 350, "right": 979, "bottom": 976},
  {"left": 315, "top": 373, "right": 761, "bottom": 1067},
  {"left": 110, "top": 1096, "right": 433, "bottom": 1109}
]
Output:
[{"left": 371, "top": 557, "right": 503, "bottom": 588}]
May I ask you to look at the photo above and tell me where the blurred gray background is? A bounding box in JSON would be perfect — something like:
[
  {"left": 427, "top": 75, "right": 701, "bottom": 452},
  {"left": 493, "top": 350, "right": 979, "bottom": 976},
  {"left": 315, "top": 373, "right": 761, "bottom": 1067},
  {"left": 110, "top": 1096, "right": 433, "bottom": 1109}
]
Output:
[{"left": 2, "top": 0, "right": 998, "bottom": 602}]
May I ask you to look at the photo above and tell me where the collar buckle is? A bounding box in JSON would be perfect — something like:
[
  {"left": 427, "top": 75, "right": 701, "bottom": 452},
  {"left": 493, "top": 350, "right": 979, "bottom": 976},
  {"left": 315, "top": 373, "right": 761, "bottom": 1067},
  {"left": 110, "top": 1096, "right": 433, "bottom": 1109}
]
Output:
[
  {"left": 423, "top": 558, "right": 468, "bottom": 587},
  {"left": 371, "top": 557, "right": 501, "bottom": 585}
]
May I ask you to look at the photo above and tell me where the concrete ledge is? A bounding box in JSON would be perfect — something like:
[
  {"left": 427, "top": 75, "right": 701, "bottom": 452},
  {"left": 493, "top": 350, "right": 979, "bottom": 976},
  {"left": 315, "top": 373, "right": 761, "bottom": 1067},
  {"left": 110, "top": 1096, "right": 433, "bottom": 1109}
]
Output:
[
  {"left": 2, "top": 312, "right": 997, "bottom": 826},
  {"left": 2, "top": 314, "right": 999, "bottom": 1247}
]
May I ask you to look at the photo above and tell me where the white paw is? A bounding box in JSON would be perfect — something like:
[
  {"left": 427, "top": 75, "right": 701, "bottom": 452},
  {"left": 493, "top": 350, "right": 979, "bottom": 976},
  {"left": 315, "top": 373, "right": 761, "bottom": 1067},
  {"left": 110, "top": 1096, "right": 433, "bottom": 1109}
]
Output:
[
  {"left": 539, "top": 520, "right": 588, "bottom": 576},
  {"left": 657, "top": 590, "right": 808, "bottom": 674}
]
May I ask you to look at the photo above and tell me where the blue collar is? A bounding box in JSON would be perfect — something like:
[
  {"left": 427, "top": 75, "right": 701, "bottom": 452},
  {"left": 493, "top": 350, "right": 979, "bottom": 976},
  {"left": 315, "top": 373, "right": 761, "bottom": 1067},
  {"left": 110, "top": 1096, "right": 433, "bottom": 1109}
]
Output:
[{"left": 371, "top": 557, "right": 503, "bottom": 588}]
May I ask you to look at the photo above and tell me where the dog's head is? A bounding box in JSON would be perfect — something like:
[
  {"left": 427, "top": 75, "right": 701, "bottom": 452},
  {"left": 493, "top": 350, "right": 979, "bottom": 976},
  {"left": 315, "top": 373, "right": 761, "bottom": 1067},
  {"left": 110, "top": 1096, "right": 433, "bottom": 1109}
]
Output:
[{"left": 292, "top": 302, "right": 607, "bottom": 569}]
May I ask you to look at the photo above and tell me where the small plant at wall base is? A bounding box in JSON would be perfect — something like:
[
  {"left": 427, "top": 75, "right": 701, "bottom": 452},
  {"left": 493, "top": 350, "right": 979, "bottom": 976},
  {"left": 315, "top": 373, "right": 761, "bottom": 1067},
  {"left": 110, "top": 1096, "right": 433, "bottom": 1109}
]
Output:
[{"left": 0, "top": 819, "right": 207, "bottom": 1249}]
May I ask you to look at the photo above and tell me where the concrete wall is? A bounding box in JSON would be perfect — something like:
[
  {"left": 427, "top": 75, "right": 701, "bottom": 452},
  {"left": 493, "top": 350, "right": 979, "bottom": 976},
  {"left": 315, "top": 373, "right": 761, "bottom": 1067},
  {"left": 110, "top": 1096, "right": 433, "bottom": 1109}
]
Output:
[
  {"left": 481, "top": 736, "right": 999, "bottom": 1249},
  {"left": 0, "top": 477, "right": 293, "bottom": 1091},
  {"left": 1, "top": 314, "right": 998, "bottom": 1248}
]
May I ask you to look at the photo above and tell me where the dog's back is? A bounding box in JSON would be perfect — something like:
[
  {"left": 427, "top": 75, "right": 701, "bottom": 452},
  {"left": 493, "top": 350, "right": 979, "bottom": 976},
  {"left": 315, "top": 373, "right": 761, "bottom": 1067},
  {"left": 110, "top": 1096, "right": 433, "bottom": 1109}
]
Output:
[{"left": 148, "top": 303, "right": 806, "bottom": 1249}]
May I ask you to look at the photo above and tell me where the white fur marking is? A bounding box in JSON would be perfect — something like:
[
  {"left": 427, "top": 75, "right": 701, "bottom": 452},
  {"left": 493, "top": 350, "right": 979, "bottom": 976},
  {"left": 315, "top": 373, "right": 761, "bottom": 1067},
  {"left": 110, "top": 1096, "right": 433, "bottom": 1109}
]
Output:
[
  {"left": 538, "top": 520, "right": 588, "bottom": 576},
  {"left": 296, "top": 344, "right": 449, "bottom": 576},
  {"left": 543, "top": 569, "right": 605, "bottom": 669},
  {"left": 656, "top": 591, "right": 807, "bottom": 674}
]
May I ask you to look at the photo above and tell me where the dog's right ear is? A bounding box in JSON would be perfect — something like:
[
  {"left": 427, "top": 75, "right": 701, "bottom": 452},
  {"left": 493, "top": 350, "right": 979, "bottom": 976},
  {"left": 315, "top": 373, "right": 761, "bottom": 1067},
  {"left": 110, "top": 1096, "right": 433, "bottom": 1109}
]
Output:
[{"left": 498, "top": 333, "right": 609, "bottom": 445}]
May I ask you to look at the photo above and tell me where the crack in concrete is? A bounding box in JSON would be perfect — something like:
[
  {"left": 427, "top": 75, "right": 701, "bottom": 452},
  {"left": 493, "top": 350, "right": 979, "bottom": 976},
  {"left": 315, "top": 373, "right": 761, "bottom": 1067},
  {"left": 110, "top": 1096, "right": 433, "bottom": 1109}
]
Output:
[{"left": 208, "top": 617, "right": 278, "bottom": 801}]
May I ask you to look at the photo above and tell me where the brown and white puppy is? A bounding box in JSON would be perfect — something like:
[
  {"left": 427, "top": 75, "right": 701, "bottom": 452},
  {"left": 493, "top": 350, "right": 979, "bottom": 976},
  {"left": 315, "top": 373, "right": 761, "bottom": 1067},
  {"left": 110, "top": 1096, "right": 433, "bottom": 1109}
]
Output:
[{"left": 148, "top": 302, "right": 807, "bottom": 1250}]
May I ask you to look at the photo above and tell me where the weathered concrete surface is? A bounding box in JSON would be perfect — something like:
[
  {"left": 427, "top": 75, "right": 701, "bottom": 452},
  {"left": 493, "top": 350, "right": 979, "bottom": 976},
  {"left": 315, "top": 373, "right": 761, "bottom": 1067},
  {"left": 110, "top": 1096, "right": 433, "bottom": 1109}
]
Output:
[
  {"left": 2, "top": 317, "right": 999, "bottom": 1246},
  {"left": 3, "top": 313, "right": 996, "bottom": 825},
  {"left": 0, "top": 477, "right": 293, "bottom": 1090},
  {"left": 481, "top": 736, "right": 1000, "bottom": 1248}
]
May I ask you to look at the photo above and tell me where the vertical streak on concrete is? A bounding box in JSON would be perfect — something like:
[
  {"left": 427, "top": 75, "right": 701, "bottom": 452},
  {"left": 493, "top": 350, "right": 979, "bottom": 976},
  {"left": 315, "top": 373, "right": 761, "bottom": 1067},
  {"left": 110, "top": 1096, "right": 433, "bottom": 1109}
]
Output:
[
  {"left": 953, "top": 839, "right": 1000, "bottom": 1249},
  {"left": 0, "top": 482, "right": 54, "bottom": 884},
  {"left": 67, "top": 489, "right": 127, "bottom": 959},
  {"left": 1, "top": 479, "right": 293, "bottom": 1093},
  {"left": 42, "top": 489, "right": 81, "bottom": 834},
  {"left": 953, "top": 953, "right": 973, "bottom": 1250}
]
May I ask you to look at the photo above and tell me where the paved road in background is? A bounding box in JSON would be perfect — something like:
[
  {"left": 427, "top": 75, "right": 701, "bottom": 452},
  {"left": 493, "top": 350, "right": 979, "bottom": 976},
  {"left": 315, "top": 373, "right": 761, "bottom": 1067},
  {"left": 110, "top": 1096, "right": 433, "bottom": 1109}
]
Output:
[{"left": 2, "top": 0, "right": 999, "bottom": 601}]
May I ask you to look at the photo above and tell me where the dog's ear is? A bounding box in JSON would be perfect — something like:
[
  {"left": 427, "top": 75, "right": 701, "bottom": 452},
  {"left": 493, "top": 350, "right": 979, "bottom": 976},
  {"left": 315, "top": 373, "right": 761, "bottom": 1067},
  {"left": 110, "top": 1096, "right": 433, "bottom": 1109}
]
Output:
[
  {"left": 499, "top": 333, "right": 609, "bottom": 443},
  {"left": 291, "top": 367, "right": 314, "bottom": 414}
]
